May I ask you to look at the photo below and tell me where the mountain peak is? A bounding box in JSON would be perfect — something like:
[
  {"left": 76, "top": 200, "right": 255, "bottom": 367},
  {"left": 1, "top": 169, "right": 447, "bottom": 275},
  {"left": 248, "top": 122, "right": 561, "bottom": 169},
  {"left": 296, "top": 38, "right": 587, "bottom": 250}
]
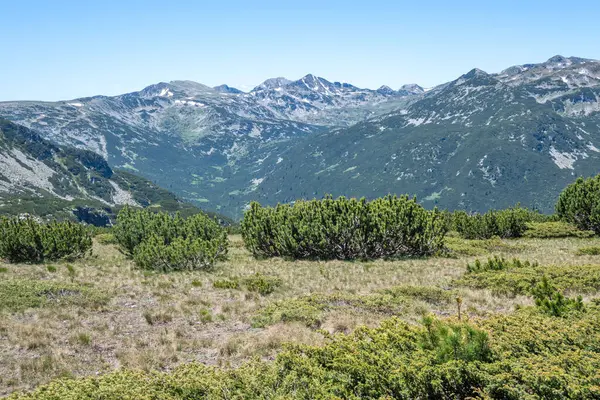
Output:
[
  {"left": 399, "top": 84, "right": 425, "bottom": 94},
  {"left": 377, "top": 85, "right": 395, "bottom": 95},
  {"left": 298, "top": 74, "right": 326, "bottom": 87},
  {"left": 301, "top": 73, "right": 318, "bottom": 80},
  {"left": 139, "top": 82, "right": 174, "bottom": 98},
  {"left": 547, "top": 55, "right": 569, "bottom": 64},
  {"left": 168, "top": 80, "right": 213, "bottom": 94},
  {"left": 463, "top": 68, "right": 489, "bottom": 78},
  {"left": 252, "top": 77, "right": 291, "bottom": 91},
  {"left": 213, "top": 84, "right": 243, "bottom": 94}
]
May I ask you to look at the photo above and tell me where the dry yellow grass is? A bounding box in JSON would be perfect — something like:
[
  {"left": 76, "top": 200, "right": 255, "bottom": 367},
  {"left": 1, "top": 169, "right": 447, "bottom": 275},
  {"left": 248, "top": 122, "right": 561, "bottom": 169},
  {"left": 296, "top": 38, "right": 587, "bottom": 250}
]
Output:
[{"left": 1, "top": 234, "right": 600, "bottom": 396}]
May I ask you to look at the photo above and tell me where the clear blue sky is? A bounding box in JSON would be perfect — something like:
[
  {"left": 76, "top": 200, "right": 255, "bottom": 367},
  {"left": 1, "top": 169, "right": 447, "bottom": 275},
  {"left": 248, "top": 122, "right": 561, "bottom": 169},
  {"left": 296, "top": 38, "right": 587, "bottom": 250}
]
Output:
[{"left": 2, "top": 0, "right": 599, "bottom": 101}]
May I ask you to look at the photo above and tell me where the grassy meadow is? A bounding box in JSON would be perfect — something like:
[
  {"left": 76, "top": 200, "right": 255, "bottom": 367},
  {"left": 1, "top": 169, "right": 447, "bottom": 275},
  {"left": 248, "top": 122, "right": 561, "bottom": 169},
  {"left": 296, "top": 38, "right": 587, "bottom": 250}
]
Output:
[{"left": 2, "top": 231, "right": 600, "bottom": 396}]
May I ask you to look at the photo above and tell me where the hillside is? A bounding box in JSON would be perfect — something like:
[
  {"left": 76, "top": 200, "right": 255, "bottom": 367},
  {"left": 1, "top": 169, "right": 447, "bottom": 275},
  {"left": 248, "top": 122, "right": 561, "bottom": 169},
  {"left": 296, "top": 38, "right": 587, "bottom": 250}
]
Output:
[
  {"left": 0, "top": 119, "right": 203, "bottom": 223},
  {"left": 257, "top": 57, "right": 600, "bottom": 213},
  {"left": 1, "top": 55, "right": 600, "bottom": 217},
  {"left": 0, "top": 76, "right": 420, "bottom": 218}
]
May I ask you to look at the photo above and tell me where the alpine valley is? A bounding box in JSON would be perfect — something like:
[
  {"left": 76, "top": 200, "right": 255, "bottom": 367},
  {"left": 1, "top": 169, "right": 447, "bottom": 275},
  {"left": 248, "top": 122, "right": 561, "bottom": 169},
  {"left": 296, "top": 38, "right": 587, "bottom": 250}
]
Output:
[{"left": 2, "top": 55, "right": 600, "bottom": 219}]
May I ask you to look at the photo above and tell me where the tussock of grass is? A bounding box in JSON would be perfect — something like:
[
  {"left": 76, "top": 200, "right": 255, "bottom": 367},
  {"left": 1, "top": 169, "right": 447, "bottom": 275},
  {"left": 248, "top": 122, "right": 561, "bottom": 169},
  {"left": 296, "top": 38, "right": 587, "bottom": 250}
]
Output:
[{"left": 0, "top": 279, "right": 110, "bottom": 312}]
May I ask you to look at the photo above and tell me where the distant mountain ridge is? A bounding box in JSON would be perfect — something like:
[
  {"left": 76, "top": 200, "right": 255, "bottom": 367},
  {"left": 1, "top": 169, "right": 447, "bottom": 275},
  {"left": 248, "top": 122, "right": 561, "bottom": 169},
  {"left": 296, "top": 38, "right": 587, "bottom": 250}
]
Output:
[
  {"left": 1, "top": 55, "right": 600, "bottom": 218},
  {"left": 0, "top": 119, "right": 201, "bottom": 223}
]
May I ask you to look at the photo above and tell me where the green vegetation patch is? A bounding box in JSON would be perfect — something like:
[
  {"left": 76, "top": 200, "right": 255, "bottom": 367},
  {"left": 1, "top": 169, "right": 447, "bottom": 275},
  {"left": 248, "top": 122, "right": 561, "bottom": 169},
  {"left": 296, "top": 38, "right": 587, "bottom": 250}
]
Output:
[
  {"left": 242, "top": 195, "right": 447, "bottom": 260},
  {"left": 0, "top": 279, "right": 110, "bottom": 312},
  {"left": 456, "top": 259, "right": 600, "bottom": 295},
  {"left": 523, "top": 221, "right": 595, "bottom": 238},
  {"left": 213, "top": 273, "right": 282, "bottom": 295},
  {"left": 576, "top": 246, "right": 600, "bottom": 256},
  {"left": 252, "top": 285, "right": 452, "bottom": 328},
  {"left": 10, "top": 307, "right": 600, "bottom": 399},
  {"left": 212, "top": 277, "right": 240, "bottom": 290},
  {"left": 466, "top": 256, "right": 537, "bottom": 273},
  {"left": 532, "top": 276, "right": 585, "bottom": 317},
  {"left": 452, "top": 206, "right": 532, "bottom": 239},
  {"left": 0, "top": 217, "right": 92, "bottom": 263},
  {"left": 556, "top": 175, "right": 600, "bottom": 234},
  {"left": 95, "top": 233, "right": 118, "bottom": 245},
  {"left": 445, "top": 236, "right": 526, "bottom": 256},
  {"left": 240, "top": 273, "right": 282, "bottom": 295},
  {"left": 114, "top": 207, "right": 228, "bottom": 271}
]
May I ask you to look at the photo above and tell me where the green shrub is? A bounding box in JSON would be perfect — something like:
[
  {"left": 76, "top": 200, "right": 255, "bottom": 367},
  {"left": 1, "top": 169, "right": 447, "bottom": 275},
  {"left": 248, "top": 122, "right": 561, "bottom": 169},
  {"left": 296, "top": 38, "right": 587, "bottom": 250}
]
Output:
[
  {"left": 556, "top": 175, "right": 600, "bottom": 233},
  {"left": 421, "top": 315, "right": 492, "bottom": 363},
  {"left": 133, "top": 234, "right": 224, "bottom": 272},
  {"left": 0, "top": 217, "right": 92, "bottom": 263},
  {"left": 532, "top": 276, "right": 585, "bottom": 317},
  {"left": 523, "top": 221, "right": 595, "bottom": 238},
  {"left": 213, "top": 278, "right": 240, "bottom": 290},
  {"left": 466, "top": 256, "right": 536, "bottom": 273},
  {"left": 452, "top": 206, "right": 531, "bottom": 239},
  {"left": 241, "top": 195, "right": 447, "bottom": 260},
  {"left": 576, "top": 246, "right": 600, "bottom": 256},
  {"left": 113, "top": 207, "right": 228, "bottom": 271},
  {"left": 241, "top": 273, "right": 282, "bottom": 295},
  {"left": 456, "top": 262, "right": 600, "bottom": 295}
]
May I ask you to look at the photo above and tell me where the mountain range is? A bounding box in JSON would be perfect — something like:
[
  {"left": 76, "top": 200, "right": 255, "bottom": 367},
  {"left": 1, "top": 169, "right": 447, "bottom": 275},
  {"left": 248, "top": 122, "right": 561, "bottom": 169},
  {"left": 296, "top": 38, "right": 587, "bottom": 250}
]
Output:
[
  {"left": 1, "top": 55, "right": 599, "bottom": 218},
  {"left": 0, "top": 119, "right": 202, "bottom": 223}
]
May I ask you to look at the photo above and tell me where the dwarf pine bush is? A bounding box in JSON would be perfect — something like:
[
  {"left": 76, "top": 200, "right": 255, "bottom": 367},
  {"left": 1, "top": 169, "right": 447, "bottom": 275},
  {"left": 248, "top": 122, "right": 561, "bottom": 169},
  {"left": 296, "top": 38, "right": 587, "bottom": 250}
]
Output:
[
  {"left": 113, "top": 207, "right": 228, "bottom": 271},
  {"left": 241, "top": 273, "right": 282, "bottom": 295},
  {"left": 0, "top": 217, "right": 92, "bottom": 263},
  {"left": 467, "top": 256, "right": 537, "bottom": 273},
  {"left": 556, "top": 175, "right": 600, "bottom": 234},
  {"left": 452, "top": 206, "right": 531, "bottom": 239},
  {"left": 532, "top": 276, "right": 585, "bottom": 317},
  {"left": 241, "top": 195, "right": 447, "bottom": 260}
]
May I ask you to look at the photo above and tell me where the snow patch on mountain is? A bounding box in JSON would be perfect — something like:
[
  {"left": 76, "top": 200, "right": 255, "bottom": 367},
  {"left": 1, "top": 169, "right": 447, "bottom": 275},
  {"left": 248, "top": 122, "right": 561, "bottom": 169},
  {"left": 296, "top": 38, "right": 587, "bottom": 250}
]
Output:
[{"left": 550, "top": 147, "right": 577, "bottom": 169}]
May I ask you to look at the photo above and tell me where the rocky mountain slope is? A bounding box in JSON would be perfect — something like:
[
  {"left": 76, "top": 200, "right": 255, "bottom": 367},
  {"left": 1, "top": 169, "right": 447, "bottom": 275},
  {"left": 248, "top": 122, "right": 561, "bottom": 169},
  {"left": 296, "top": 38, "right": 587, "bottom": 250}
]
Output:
[
  {"left": 252, "top": 56, "right": 600, "bottom": 213},
  {"left": 1, "top": 56, "right": 599, "bottom": 218},
  {"left": 0, "top": 76, "right": 418, "bottom": 217},
  {"left": 0, "top": 119, "right": 200, "bottom": 222}
]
